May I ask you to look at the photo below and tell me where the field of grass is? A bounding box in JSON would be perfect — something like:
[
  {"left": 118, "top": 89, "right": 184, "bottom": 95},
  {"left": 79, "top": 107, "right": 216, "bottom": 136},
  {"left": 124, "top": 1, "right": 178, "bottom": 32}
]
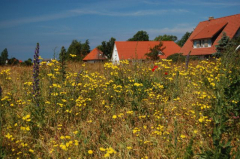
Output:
[{"left": 0, "top": 50, "right": 240, "bottom": 158}]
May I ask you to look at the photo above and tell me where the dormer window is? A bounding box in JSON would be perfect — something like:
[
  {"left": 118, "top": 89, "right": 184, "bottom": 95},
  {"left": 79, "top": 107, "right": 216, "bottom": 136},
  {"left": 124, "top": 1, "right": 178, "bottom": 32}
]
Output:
[{"left": 193, "top": 39, "right": 211, "bottom": 48}]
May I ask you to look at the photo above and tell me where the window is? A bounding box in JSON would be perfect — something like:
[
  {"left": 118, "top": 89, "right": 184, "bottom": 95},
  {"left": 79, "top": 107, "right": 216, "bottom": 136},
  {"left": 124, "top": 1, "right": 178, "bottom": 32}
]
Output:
[
  {"left": 193, "top": 40, "right": 200, "bottom": 48},
  {"left": 208, "top": 39, "right": 212, "bottom": 47},
  {"left": 193, "top": 39, "right": 211, "bottom": 48},
  {"left": 193, "top": 41, "right": 197, "bottom": 48},
  {"left": 203, "top": 39, "right": 208, "bottom": 47}
]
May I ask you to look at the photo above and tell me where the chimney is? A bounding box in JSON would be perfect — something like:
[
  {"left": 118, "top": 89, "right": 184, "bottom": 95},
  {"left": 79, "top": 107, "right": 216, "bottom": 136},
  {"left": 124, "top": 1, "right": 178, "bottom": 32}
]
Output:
[{"left": 209, "top": 16, "right": 214, "bottom": 21}]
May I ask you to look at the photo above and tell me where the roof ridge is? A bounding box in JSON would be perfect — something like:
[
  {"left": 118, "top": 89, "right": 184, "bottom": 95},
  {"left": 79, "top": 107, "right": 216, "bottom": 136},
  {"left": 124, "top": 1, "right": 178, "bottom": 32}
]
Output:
[{"left": 201, "top": 13, "right": 240, "bottom": 22}]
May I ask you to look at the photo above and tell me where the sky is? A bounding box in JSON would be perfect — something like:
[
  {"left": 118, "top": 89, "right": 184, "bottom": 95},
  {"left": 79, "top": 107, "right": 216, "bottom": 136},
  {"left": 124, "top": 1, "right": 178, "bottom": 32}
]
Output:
[{"left": 0, "top": 0, "right": 239, "bottom": 61}]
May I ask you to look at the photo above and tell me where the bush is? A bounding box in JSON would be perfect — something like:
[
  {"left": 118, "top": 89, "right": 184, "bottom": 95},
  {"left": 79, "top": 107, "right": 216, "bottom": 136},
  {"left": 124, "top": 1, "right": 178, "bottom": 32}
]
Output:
[{"left": 167, "top": 53, "right": 185, "bottom": 63}]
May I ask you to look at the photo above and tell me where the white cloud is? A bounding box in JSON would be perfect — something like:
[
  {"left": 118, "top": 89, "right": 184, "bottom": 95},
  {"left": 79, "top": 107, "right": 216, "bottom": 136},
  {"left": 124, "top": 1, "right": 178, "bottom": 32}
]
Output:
[
  {"left": 70, "top": 9, "right": 188, "bottom": 16},
  {"left": 0, "top": 7, "right": 188, "bottom": 28},
  {"left": 0, "top": 11, "right": 77, "bottom": 28}
]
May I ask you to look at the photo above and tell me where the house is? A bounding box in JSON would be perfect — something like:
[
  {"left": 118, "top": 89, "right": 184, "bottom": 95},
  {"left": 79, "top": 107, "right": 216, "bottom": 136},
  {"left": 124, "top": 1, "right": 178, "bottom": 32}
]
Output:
[
  {"left": 41, "top": 58, "right": 55, "bottom": 65},
  {"left": 83, "top": 48, "right": 108, "bottom": 63},
  {"left": 179, "top": 14, "right": 240, "bottom": 57},
  {"left": 111, "top": 41, "right": 181, "bottom": 64}
]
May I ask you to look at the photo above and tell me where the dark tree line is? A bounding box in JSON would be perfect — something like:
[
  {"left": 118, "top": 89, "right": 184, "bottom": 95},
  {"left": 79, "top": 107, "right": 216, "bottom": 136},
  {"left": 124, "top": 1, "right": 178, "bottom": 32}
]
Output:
[
  {"left": 0, "top": 48, "right": 33, "bottom": 66},
  {"left": 59, "top": 39, "right": 90, "bottom": 61},
  {"left": 0, "top": 48, "right": 8, "bottom": 65},
  {"left": 97, "top": 37, "right": 116, "bottom": 59},
  {"left": 127, "top": 30, "right": 192, "bottom": 47}
]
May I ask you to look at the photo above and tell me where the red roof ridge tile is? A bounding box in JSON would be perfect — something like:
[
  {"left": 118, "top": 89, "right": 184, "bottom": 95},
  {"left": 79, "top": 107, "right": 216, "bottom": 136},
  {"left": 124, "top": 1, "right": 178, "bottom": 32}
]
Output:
[{"left": 201, "top": 13, "right": 240, "bottom": 23}]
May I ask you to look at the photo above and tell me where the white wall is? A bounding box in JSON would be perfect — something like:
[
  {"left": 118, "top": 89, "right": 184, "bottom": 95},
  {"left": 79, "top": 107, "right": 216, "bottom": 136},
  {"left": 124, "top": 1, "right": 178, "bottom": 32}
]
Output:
[{"left": 111, "top": 44, "right": 120, "bottom": 64}]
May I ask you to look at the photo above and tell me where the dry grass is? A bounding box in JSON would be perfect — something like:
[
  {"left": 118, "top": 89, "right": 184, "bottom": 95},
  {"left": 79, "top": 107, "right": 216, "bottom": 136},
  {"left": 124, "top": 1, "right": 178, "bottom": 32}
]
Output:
[{"left": 0, "top": 59, "right": 239, "bottom": 158}]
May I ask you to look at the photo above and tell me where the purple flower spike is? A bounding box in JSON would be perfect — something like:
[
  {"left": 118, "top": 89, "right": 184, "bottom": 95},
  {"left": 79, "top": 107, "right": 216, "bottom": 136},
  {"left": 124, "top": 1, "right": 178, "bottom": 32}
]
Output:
[{"left": 33, "top": 43, "right": 40, "bottom": 106}]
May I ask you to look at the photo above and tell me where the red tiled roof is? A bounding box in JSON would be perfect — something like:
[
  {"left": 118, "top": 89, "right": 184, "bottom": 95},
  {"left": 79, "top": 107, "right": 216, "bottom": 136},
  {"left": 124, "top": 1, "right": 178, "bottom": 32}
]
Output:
[
  {"left": 192, "top": 22, "right": 228, "bottom": 40},
  {"left": 83, "top": 48, "right": 107, "bottom": 61},
  {"left": 179, "top": 14, "right": 240, "bottom": 56},
  {"left": 115, "top": 41, "right": 181, "bottom": 60}
]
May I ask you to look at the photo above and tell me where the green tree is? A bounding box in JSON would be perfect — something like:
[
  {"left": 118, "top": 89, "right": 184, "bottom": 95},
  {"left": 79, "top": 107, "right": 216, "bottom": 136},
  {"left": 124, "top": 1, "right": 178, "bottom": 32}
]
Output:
[
  {"left": 81, "top": 39, "right": 90, "bottom": 58},
  {"left": 59, "top": 46, "right": 67, "bottom": 81},
  {"left": 98, "top": 37, "right": 116, "bottom": 59},
  {"left": 67, "top": 40, "right": 81, "bottom": 61},
  {"left": 214, "top": 32, "right": 230, "bottom": 57},
  {"left": 145, "top": 42, "right": 165, "bottom": 60},
  {"left": 59, "top": 46, "right": 67, "bottom": 62},
  {"left": 154, "top": 34, "right": 177, "bottom": 41},
  {"left": 177, "top": 31, "right": 192, "bottom": 47},
  {"left": 8, "top": 57, "right": 19, "bottom": 65},
  {"left": 23, "top": 58, "right": 32, "bottom": 66},
  {"left": 128, "top": 30, "right": 149, "bottom": 41},
  {"left": 0, "top": 48, "right": 8, "bottom": 65}
]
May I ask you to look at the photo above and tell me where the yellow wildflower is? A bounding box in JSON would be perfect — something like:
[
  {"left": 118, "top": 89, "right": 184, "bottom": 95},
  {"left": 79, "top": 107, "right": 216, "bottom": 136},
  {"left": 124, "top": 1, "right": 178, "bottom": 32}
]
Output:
[{"left": 88, "top": 150, "right": 93, "bottom": 154}]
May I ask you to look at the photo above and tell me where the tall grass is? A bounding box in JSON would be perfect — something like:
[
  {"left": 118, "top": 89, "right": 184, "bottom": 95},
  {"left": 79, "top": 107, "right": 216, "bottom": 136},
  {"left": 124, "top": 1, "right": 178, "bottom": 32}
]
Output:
[{"left": 0, "top": 49, "right": 239, "bottom": 158}]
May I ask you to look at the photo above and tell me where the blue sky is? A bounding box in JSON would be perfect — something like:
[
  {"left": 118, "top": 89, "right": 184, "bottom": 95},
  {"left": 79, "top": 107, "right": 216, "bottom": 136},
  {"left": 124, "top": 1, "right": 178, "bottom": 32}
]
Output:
[{"left": 0, "top": 0, "right": 239, "bottom": 61}]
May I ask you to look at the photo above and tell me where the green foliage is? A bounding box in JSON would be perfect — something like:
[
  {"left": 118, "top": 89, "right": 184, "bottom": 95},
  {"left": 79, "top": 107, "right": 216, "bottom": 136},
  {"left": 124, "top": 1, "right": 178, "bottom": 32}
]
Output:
[
  {"left": 21, "top": 58, "right": 33, "bottom": 66},
  {"left": 184, "top": 138, "right": 194, "bottom": 159},
  {"left": 59, "top": 46, "right": 67, "bottom": 62},
  {"left": 59, "top": 46, "right": 67, "bottom": 81},
  {"left": 199, "top": 44, "right": 240, "bottom": 159},
  {"left": 98, "top": 37, "right": 116, "bottom": 59},
  {"left": 214, "top": 32, "right": 230, "bottom": 57},
  {"left": 154, "top": 34, "right": 177, "bottom": 41},
  {"left": 167, "top": 53, "right": 185, "bottom": 63},
  {"left": 177, "top": 32, "right": 192, "bottom": 47},
  {"left": 0, "top": 48, "right": 8, "bottom": 65},
  {"left": 128, "top": 30, "right": 149, "bottom": 41},
  {"left": 67, "top": 40, "right": 82, "bottom": 61},
  {"left": 81, "top": 39, "right": 90, "bottom": 57},
  {"left": 66, "top": 39, "right": 91, "bottom": 61},
  {"left": 145, "top": 41, "right": 165, "bottom": 60},
  {"left": 8, "top": 57, "right": 19, "bottom": 65}
]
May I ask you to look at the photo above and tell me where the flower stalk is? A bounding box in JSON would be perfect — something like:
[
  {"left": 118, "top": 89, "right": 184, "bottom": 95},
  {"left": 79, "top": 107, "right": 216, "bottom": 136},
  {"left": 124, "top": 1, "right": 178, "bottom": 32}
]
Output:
[{"left": 33, "top": 43, "right": 40, "bottom": 106}]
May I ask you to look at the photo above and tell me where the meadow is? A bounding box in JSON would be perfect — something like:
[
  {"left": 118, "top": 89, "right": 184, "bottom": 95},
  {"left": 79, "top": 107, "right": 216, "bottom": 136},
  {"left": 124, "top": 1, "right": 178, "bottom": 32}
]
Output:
[{"left": 0, "top": 47, "right": 240, "bottom": 158}]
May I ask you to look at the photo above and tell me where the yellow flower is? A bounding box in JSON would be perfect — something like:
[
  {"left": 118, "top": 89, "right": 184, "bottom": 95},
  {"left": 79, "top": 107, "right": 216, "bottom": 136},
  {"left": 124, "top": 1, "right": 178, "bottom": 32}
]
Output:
[
  {"left": 194, "top": 130, "right": 198, "bottom": 134},
  {"left": 88, "top": 150, "right": 93, "bottom": 154},
  {"left": 127, "top": 146, "right": 132, "bottom": 150},
  {"left": 74, "top": 140, "right": 79, "bottom": 146},
  {"left": 70, "top": 54, "right": 77, "bottom": 57},
  {"left": 180, "top": 134, "right": 186, "bottom": 139},
  {"left": 26, "top": 126, "right": 30, "bottom": 131},
  {"left": 99, "top": 147, "right": 106, "bottom": 151},
  {"left": 73, "top": 131, "right": 78, "bottom": 134},
  {"left": 104, "top": 153, "right": 110, "bottom": 158},
  {"left": 199, "top": 118, "right": 204, "bottom": 123},
  {"left": 112, "top": 115, "right": 117, "bottom": 119},
  {"left": 5, "top": 133, "right": 12, "bottom": 139},
  {"left": 60, "top": 144, "right": 67, "bottom": 151},
  {"left": 29, "top": 149, "right": 34, "bottom": 153},
  {"left": 65, "top": 136, "right": 71, "bottom": 139}
]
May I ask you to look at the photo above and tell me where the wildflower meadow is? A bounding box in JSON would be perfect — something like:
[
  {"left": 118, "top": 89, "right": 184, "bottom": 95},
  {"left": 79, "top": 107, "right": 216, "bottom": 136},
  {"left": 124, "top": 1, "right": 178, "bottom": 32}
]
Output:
[{"left": 0, "top": 44, "right": 240, "bottom": 158}]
